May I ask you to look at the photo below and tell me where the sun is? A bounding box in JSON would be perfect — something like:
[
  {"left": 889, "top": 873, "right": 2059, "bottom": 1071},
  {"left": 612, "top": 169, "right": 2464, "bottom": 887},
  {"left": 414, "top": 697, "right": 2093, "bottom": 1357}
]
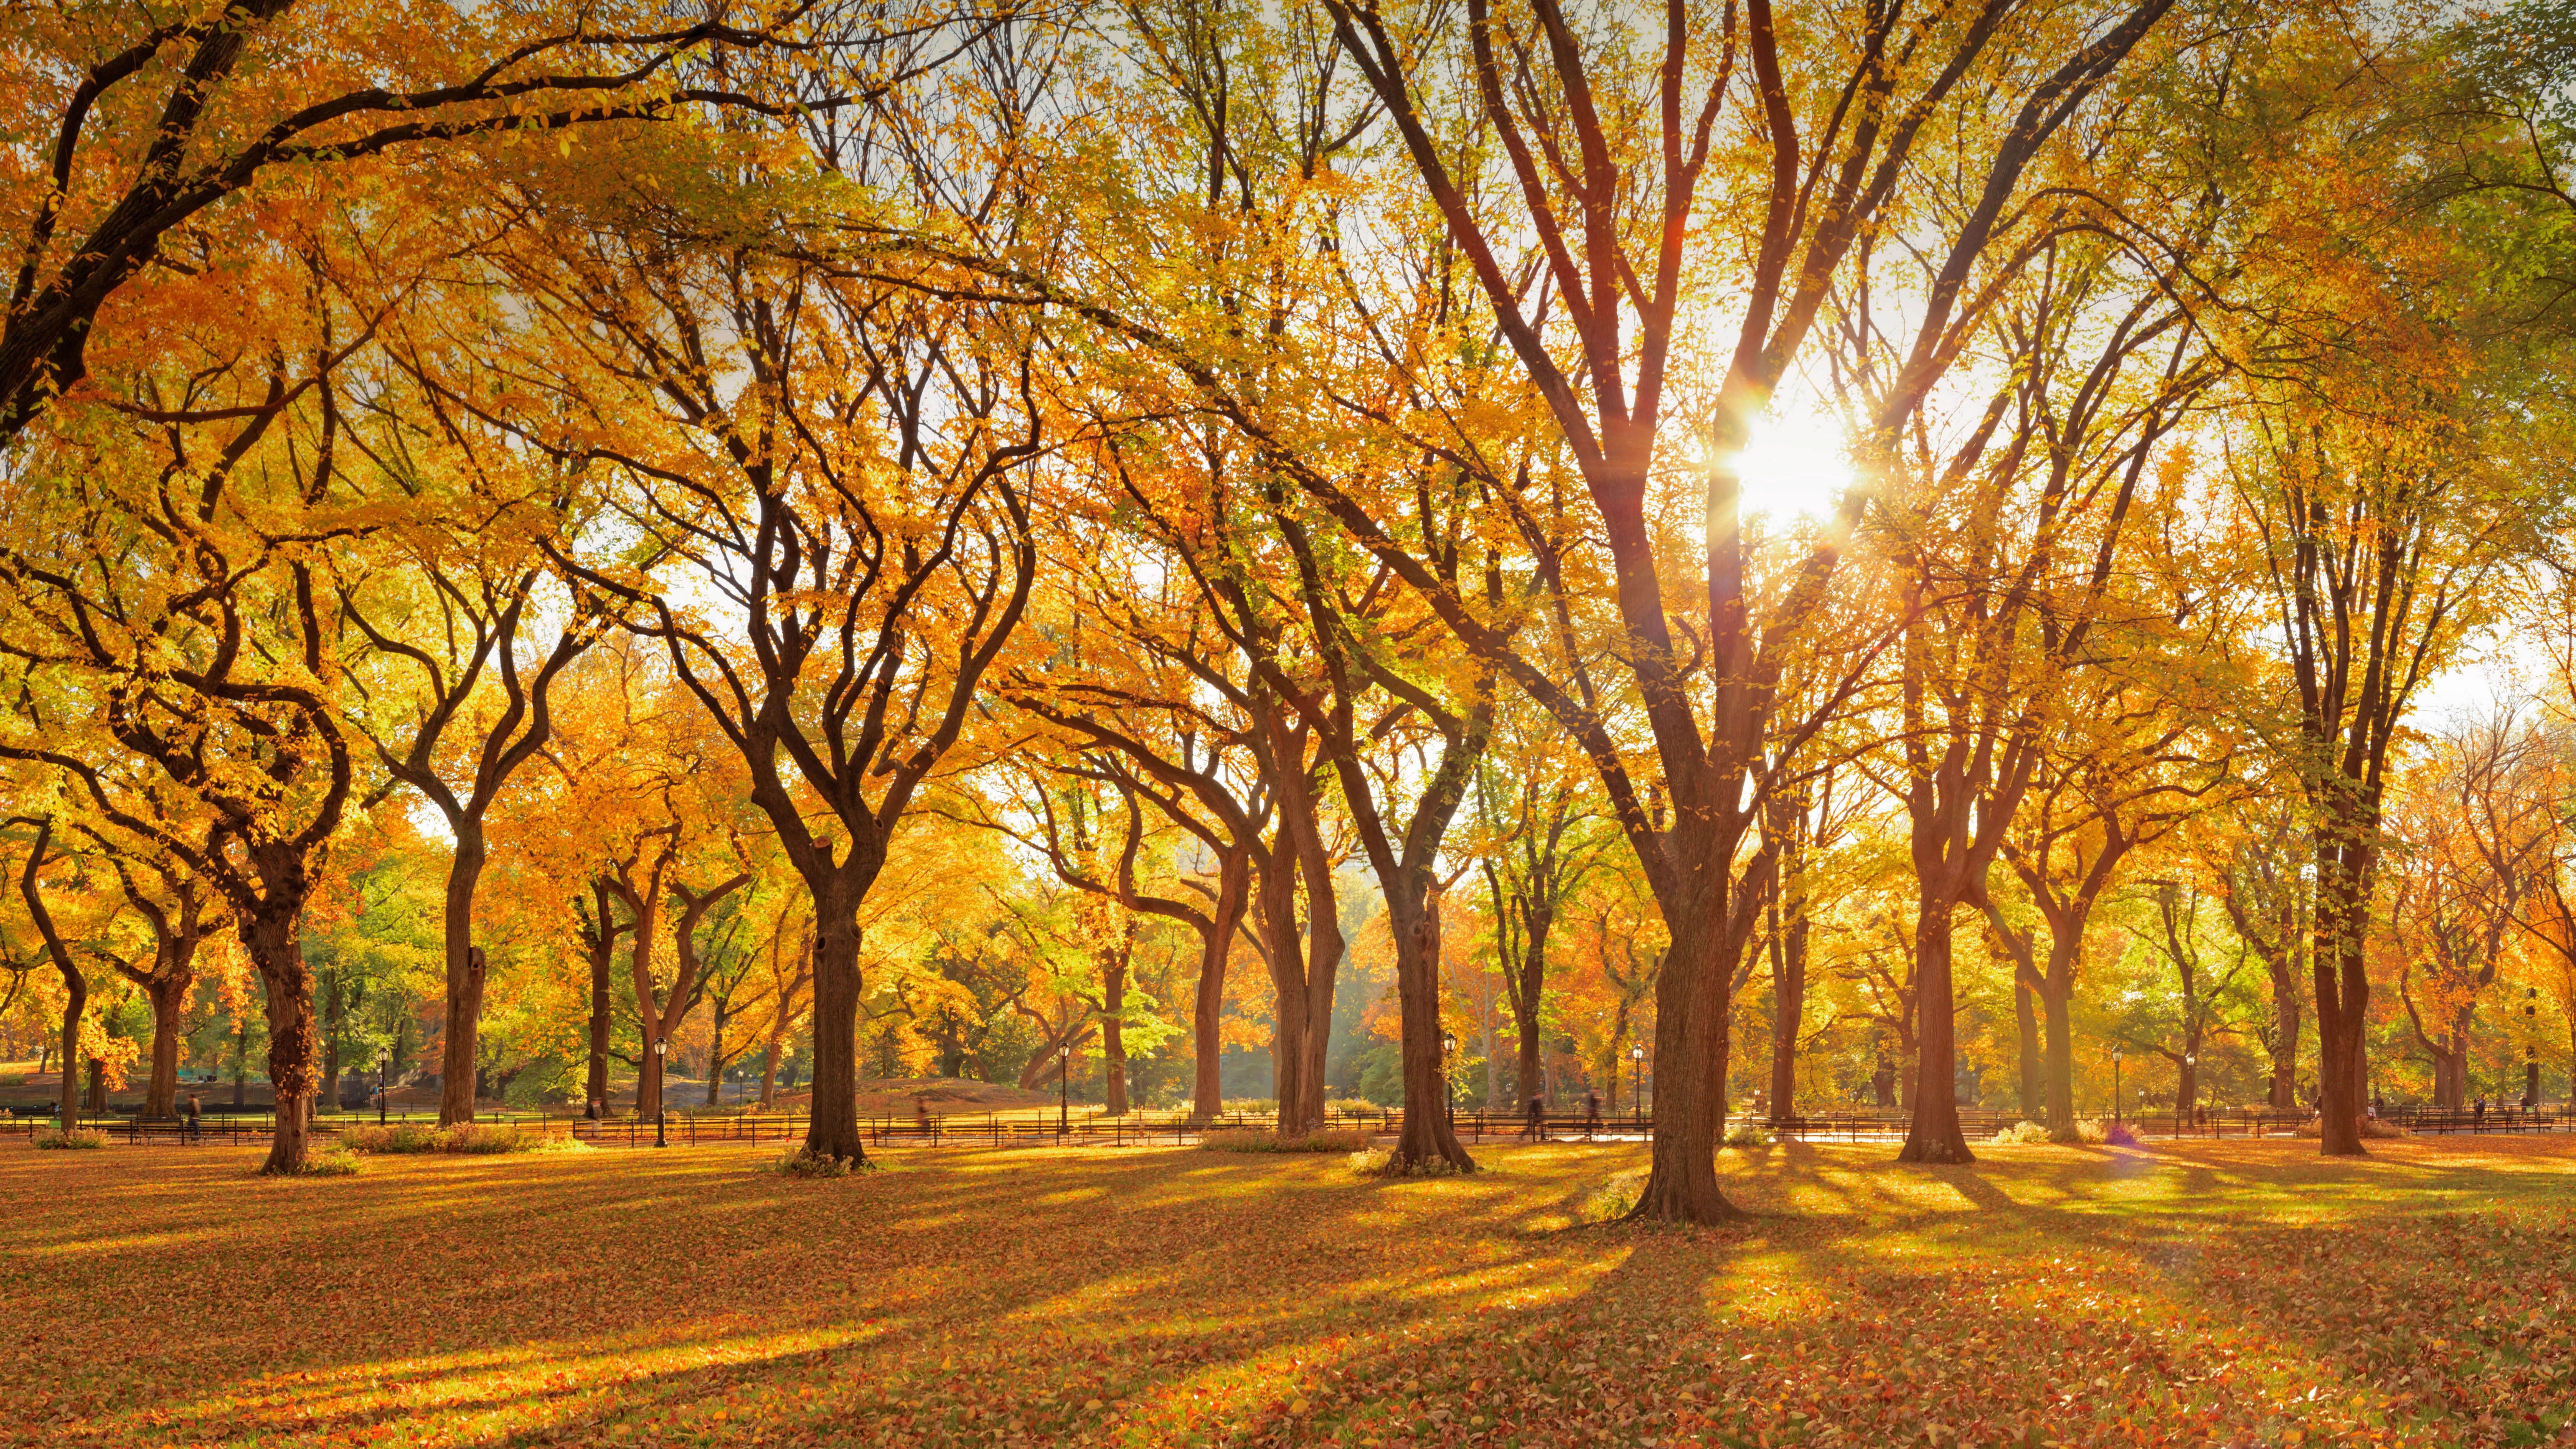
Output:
[{"left": 1728, "top": 405, "right": 1857, "bottom": 522}]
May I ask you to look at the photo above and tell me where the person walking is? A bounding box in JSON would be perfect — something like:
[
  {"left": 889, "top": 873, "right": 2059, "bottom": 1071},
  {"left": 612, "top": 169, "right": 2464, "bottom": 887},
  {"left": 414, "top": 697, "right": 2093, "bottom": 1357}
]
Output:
[
  {"left": 182, "top": 1093, "right": 202, "bottom": 1144},
  {"left": 1520, "top": 1095, "right": 1547, "bottom": 1142},
  {"left": 1583, "top": 1089, "right": 1603, "bottom": 1140},
  {"left": 2474, "top": 1095, "right": 2488, "bottom": 1131}
]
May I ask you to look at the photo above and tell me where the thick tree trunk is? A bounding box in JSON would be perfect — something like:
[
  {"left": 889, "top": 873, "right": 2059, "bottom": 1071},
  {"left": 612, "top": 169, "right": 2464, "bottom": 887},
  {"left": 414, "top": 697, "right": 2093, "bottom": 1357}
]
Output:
[
  {"left": 1188, "top": 847, "right": 1249, "bottom": 1122},
  {"left": 802, "top": 903, "right": 869, "bottom": 1163},
  {"left": 706, "top": 1004, "right": 726, "bottom": 1107},
  {"left": 436, "top": 828, "right": 490, "bottom": 1125},
  {"left": 144, "top": 975, "right": 188, "bottom": 1118},
  {"left": 1899, "top": 899, "right": 1976, "bottom": 1164},
  {"left": 321, "top": 968, "right": 341, "bottom": 1117},
  {"left": 1766, "top": 908, "right": 1806, "bottom": 1124},
  {"left": 1256, "top": 840, "right": 1309, "bottom": 1128},
  {"left": 2270, "top": 977, "right": 2302, "bottom": 1111},
  {"left": 54, "top": 986, "right": 82, "bottom": 1129},
  {"left": 244, "top": 906, "right": 319, "bottom": 1174},
  {"left": 2014, "top": 978, "right": 2041, "bottom": 1121},
  {"left": 1514, "top": 996, "right": 1543, "bottom": 1112},
  {"left": 1100, "top": 956, "right": 1129, "bottom": 1117},
  {"left": 232, "top": 1018, "right": 247, "bottom": 1108},
  {"left": 2313, "top": 846, "right": 2371, "bottom": 1156},
  {"left": 1388, "top": 898, "right": 1471, "bottom": 1172},
  {"left": 585, "top": 900, "right": 614, "bottom": 1117},
  {"left": 2041, "top": 968, "right": 2076, "bottom": 1133},
  {"left": 19, "top": 829, "right": 86, "bottom": 1130},
  {"left": 1628, "top": 900, "right": 1746, "bottom": 1223}
]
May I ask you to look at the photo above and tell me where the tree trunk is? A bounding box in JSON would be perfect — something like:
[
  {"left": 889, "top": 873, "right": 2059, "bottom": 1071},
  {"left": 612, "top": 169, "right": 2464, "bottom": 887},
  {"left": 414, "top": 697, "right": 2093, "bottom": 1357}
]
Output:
[
  {"left": 1898, "top": 899, "right": 1976, "bottom": 1164},
  {"left": 436, "top": 827, "right": 491, "bottom": 1126},
  {"left": 1514, "top": 993, "right": 1544, "bottom": 1112},
  {"left": 2014, "top": 977, "right": 2042, "bottom": 1122},
  {"left": 232, "top": 1017, "right": 247, "bottom": 1108},
  {"left": 2269, "top": 974, "right": 2302, "bottom": 1111},
  {"left": 1100, "top": 954, "right": 1129, "bottom": 1117},
  {"left": 1388, "top": 896, "right": 1470, "bottom": 1172},
  {"left": 1627, "top": 896, "right": 1746, "bottom": 1222},
  {"left": 144, "top": 974, "right": 188, "bottom": 1118},
  {"left": 707, "top": 1003, "right": 726, "bottom": 1107},
  {"left": 244, "top": 905, "right": 319, "bottom": 1174},
  {"left": 84, "top": 1058, "right": 105, "bottom": 1112},
  {"left": 585, "top": 886, "right": 614, "bottom": 1117},
  {"left": 802, "top": 904, "right": 869, "bottom": 1163},
  {"left": 2041, "top": 982, "right": 2076, "bottom": 1133},
  {"left": 19, "top": 826, "right": 86, "bottom": 1130},
  {"left": 1188, "top": 846, "right": 1250, "bottom": 1122},
  {"left": 321, "top": 967, "right": 342, "bottom": 1117},
  {"left": 1766, "top": 903, "right": 1806, "bottom": 1124},
  {"left": 2313, "top": 844, "right": 2371, "bottom": 1156}
]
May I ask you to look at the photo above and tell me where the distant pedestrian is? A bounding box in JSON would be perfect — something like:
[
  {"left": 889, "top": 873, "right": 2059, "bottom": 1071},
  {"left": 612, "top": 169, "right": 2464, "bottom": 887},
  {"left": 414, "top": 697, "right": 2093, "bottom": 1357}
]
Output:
[
  {"left": 182, "top": 1093, "right": 202, "bottom": 1144},
  {"left": 914, "top": 1094, "right": 933, "bottom": 1133},
  {"left": 1520, "top": 1095, "right": 1547, "bottom": 1142},
  {"left": 1583, "top": 1090, "right": 1603, "bottom": 1140},
  {"left": 2474, "top": 1095, "right": 2488, "bottom": 1130}
]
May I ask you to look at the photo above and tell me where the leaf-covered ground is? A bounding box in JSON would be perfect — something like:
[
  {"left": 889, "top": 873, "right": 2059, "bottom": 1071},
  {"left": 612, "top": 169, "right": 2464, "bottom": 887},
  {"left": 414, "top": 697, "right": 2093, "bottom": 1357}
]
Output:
[{"left": 5, "top": 1137, "right": 2573, "bottom": 1448}]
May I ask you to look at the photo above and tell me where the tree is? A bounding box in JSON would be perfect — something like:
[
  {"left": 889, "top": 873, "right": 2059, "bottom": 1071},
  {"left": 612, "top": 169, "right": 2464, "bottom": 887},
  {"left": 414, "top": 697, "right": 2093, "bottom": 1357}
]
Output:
[{"left": 0, "top": 0, "right": 923, "bottom": 439}]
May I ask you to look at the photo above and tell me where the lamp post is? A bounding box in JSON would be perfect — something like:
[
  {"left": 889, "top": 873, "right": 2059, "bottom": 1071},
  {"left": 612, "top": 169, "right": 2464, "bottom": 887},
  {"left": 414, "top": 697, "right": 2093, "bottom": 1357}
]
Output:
[
  {"left": 1440, "top": 1032, "right": 1457, "bottom": 1130},
  {"left": 653, "top": 1039, "right": 668, "bottom": 1148},
  {"left": 2111, "top": 1046, "right": 2123, "bottom": 1129},
  {"left": 377, "top": 1049, "right": 390, "bottom": 1126},
  {"left": 1630, "top": 1044, "right": 1645, "bottom": 1125},
  {"left": 1058, "top": 1045, "right": 1070, "bottom": 1139}
]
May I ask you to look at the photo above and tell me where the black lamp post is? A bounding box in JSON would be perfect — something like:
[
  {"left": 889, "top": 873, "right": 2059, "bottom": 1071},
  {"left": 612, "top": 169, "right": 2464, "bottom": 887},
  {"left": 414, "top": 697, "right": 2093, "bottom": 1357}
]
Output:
[
  {"left": 377, "top": 1049, "right": 390, "bottom": 1126},
  {"left": 1440, "top": 1032, "right": 1457, "bottom": 1130},
  {"left": 1630, "top": 1044, "right": 1645, "bottom": 1124},
  {"left": 653, "top": 1039, "right": 669, "bottom": 1148},
  {"left": 1058, "top": 1044, "right": 1070, "bottom": 1138},
  {"left": 2111, "top": 1046, "right": 2123, "bottom": 1129}
]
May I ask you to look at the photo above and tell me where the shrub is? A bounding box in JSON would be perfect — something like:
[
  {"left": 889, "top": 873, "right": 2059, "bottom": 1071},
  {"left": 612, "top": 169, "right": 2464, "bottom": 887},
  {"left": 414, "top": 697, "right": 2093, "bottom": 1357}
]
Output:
[
  {"left": 2104, "top": 1121, "right": 2140, "bottom": 1147},
  {"left": 288, "top": 1148, "right": 363, "bottom": 1177},
  {"left": 1989, "top": 1120, "right": 2051, "bottom": 1145},
  {"left": 1579, "top": 1170, "right": 1647, "bottom": 1224},
  {"left": 775, "top": 1147, "right": 872, "bottom": 1178},
  {"left": 1198, "top": 1128, "right": 1374, "bottom": 1154},
  {"left": 1722, "top": 1121, "right": 1774, "bottom": 1149},
  {"left": 33, "top": 1126, "right": 107, "bottom": 1150},
  {"left": 2050, "top": 1119, "right": 2112, "bottom": 1145},
  {"left": 337, "top": 1123, "right": 580, "bottom": 1155},
  {"left": 1348, "top": 1146, "right": 1470, "bottom": 1179}
]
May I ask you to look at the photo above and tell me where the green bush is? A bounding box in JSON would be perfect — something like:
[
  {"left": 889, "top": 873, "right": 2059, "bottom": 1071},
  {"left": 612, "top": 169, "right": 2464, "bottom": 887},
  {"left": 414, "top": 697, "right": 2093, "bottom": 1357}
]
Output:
[
  {"left": 1198, "top": 1128, "right": 1374, "bottom": 1154},
  {"left": 1348, "top": 1146, "right": 1470, "bottom": 1179},
  {"left": 1722, "top": 1121, "right": 1774, "bottom": 1149},
  {"left": 288, "top": 1148, "right": 363, "bottom": 1177},
  {"left": 775, "top": 1147, "right": 872, "bottom": 1178},
  {"left": 33, "top": 1126, "right": 107, "bottom": 1150},
  {"left": 1989, "top": 1120, "right": 2051, "bottom": 1145},
  {"left": 338, "top": 1123, "right": 581, "bottom": 1155},
  {"left": 1579, "top": 1170, "right": 1647, "bottom": 1224}
]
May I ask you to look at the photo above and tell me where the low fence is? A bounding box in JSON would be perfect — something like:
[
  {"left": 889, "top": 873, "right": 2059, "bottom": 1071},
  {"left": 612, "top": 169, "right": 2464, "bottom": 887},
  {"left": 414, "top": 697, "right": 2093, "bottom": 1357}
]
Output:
[{"left": 10, "top": 1101, "right": 2576, "bottom": 1148}]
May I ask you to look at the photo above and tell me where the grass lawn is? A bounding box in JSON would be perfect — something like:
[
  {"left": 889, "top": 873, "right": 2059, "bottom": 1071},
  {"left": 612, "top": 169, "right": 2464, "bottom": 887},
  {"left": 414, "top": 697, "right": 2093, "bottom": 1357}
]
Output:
[{"left": 4, "top": 1137, "right": 2572, "bottom": 1448}]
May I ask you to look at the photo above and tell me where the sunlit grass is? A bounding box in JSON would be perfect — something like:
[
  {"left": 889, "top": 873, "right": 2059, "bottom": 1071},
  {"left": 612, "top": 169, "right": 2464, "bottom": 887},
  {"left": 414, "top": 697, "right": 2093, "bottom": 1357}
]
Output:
[{"left": 3, "top": 1137, "right": 2570, "bottom": 1447}]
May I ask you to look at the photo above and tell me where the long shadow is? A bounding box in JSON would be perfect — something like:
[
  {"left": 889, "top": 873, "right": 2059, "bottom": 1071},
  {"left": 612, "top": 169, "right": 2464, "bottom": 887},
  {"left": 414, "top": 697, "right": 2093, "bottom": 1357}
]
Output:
[{"left": 6, "top": 1136, "right": 2571, "bottom": 1447}]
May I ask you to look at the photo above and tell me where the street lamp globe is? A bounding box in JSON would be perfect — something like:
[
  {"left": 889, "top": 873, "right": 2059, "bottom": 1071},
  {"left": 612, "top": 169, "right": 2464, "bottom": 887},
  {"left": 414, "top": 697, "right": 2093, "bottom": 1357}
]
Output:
[
  {"left": 1441, "top": 1032, "right": 1456, "bottom": 1056},
  {"left": 1630, "top": 1044, "right": 1644, "bottom": 1063}
]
